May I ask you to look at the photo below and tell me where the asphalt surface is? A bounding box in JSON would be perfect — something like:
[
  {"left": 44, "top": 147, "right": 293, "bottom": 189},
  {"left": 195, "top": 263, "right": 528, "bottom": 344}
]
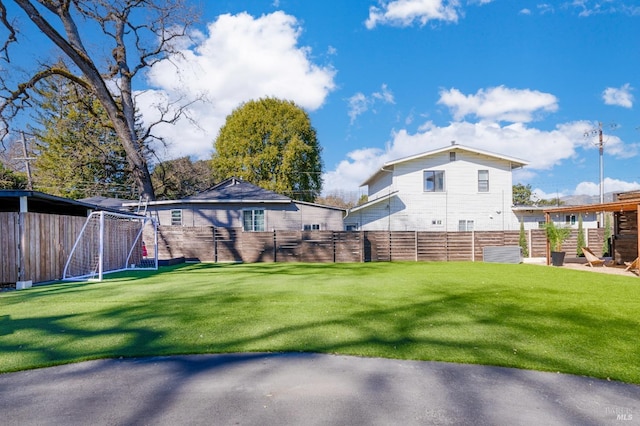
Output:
[{"left": 1, "top": 353, "right": 639, "bottom": 425}]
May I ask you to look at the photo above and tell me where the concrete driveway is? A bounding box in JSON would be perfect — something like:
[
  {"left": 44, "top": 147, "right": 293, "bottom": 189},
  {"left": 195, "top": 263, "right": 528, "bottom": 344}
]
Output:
[{"left": 1, "top": 353, "right": 638, "bottom": 425}]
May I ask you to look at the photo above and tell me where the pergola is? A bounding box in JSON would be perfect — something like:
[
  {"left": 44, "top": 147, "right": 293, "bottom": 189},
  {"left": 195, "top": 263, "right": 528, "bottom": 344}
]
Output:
[{"left": 544, "top": 199, "right": 640, "bottom": 268}]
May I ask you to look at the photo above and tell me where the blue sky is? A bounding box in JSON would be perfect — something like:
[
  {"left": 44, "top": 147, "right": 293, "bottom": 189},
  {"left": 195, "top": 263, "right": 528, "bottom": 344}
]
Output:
[{"left": 7, "top": 1, "right": 640, "bottom": 200}]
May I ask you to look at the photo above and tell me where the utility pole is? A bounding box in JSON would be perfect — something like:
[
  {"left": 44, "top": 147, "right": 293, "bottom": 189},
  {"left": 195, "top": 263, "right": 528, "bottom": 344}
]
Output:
[
  {"left": 597, "top": 122, "right": 604, "bottom": 208},
  {"left": 14, "top": 132, "right": 36, "bottom": 190},
  {"left": 584, "top": 122, "right": 607, "bottom": 227}
]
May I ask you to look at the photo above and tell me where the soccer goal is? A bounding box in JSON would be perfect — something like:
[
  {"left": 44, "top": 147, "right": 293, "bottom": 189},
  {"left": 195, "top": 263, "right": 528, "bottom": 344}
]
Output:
[{"left": 63, "top": 210, "right": 158, "bottom": 281}]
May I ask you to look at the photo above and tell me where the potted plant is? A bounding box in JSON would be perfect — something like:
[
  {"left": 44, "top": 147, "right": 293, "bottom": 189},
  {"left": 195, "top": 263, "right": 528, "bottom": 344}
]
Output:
[{"left": 545, "top": 221, "right": 571, "bottom": 266}]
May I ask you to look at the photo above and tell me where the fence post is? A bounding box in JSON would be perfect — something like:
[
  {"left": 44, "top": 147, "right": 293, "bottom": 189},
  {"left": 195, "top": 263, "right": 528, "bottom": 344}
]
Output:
[
  {"left": 415, "top": 231, "right": 418, "bottom": 262},
  {"left": 273, "top": 230, "right": 277, "bottom": 263}
]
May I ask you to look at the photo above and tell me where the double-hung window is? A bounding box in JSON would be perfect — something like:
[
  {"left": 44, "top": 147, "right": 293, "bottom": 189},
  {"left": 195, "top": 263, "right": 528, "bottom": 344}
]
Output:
[
  {"left": 478, "top": 170, "right": 489, "bottom": 192},
  {"left": 243, "top": 209, "right": 265, "bottom": 232},
  {"left": 424, "top": 170, "right": 445, "bottom": 192}
]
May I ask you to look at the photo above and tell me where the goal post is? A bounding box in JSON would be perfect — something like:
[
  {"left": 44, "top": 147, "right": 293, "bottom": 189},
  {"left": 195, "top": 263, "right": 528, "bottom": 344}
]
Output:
[{"left": 63, "top": 210, "right": 158, "bottom": 281}]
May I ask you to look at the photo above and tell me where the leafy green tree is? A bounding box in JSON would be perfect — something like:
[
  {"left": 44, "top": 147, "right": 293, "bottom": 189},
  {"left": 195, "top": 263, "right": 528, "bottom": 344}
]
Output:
[
  {"left": 519, "top": 219, "right": 529, "bottom": 258},
  {"left": 603, "top": 214, "right": 612, "bottom": 256},
  {"left": 576, "top": 214, "right": 586, "bottom": 256},
  {"left": 30, "top": 78, "right": 136, "bottom": 199},
  {"left": 212, "top": 98, "right": 323, "bottom": 202},
  {"left": 513, "top": 183, "right": 533, "bottom": 206},
  {"left": 151, "top": 157, "right": 215, "bottom": 200},
  {"left": 0, "top": 162, "right": 27, "bottom": 189}
]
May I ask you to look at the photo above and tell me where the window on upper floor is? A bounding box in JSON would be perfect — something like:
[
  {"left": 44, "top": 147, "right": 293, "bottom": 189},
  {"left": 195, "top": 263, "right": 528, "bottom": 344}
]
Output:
[
  {"left": 424, "top": 170, "right": 445, "bottom": 192},
  {"left": 450, "top": 152, "right": 456, "bottom": 162},
  {"left": 478, "top": 170, "right": 489, "bottom": 192},
  {"left": 243, "top": 209, "right": 265, "bottom": 232},
  {"left": 303, "top": 224, "right": 321, "bottom": 231}
]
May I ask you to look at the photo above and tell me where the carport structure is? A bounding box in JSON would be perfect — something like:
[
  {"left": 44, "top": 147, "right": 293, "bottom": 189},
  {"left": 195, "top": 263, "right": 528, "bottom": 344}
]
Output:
[{"left": 544, "top": 198, "right": 640, "bottom": 269}]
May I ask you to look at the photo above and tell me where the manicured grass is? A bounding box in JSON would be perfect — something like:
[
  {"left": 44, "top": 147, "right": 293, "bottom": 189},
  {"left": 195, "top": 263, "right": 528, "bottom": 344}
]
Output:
[{"left": 1, "top": 262, "right": 639, "bottom": 383}]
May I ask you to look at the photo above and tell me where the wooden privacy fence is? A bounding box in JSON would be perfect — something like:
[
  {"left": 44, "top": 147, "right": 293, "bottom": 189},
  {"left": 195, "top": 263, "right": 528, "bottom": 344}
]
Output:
[
  {"left": 152, "top": 226, "right": 606, "bottom": 264},
  {"left": 1, "top": 212, "right": 607, "bottom": 286},
  {"left": 0, "top": 212, "right": 87, "bottom": 285}
]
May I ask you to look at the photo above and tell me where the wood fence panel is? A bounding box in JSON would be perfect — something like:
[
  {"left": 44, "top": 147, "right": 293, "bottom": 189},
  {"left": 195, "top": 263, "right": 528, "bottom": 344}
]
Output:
[
  {"left": 390, "top": 231, "right": 416, "bottom": 261},
  {"left": 363, "top": 232, "right": 390, "bottom": 262},
  {"left": 238, "top": 231, "right": 274, "bottom": 263},
  {"left": 333, "top": 231, "right": 361, "bottom": 263},
  {"left": 416, "top": 232, "right": 447, "bottom": 261},
  {"left": 447, "top": 232, "right": 473, "bottom": 261},
  {"left": 298, "top": 231, "right": 335, "bottom": 263},
  {"left": 530, "top": 229, "right": 548, "bottom": 257},
  {"left": 0, "top": 213, "right": 18, "bottom": 284},
  {"left": 214, "top": 227, "right": 241, "bottom": 262},
  {"left": 587, "top": 228, "right": 605, "bottom": 254},
  {"left": 275, "top": 231, "right": 301, "bottom": 262}
]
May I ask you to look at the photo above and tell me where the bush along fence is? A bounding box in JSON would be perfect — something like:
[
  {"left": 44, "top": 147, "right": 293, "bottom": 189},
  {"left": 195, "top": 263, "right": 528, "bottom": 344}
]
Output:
[{"left": 149, "top": 226, "right": 606, "bottom": 265}]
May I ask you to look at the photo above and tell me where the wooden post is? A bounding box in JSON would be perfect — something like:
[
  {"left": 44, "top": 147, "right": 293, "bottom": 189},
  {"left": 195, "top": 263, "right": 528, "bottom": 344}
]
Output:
[
  {"left": 545, "top": 212, "right": 551, "bottom": 265},
  {"left": 637, "top": 204, "right": 640, "bottom": 273}
]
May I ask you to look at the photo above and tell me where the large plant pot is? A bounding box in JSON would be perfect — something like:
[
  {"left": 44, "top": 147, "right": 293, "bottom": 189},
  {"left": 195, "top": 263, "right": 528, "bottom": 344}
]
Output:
[{"left": 551, "top": 251, "right": 566, "bottom": 267}]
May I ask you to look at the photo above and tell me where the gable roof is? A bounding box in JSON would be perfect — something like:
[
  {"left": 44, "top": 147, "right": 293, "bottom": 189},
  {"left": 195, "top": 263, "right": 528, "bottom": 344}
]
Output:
[
  {"left": 184, "top": 177, "right": 291, "bottom": 202},
  {"left": 125, "top": 177, "right": 292, "bottom": 207},
  {"left": 361, "top": 143, "right": 529, "bottom": 187}
]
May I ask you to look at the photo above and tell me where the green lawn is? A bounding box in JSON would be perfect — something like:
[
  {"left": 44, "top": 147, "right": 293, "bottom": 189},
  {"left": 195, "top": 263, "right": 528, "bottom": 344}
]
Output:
[{"left": 1, "top": 262, "right": 639, "bottom": 383}]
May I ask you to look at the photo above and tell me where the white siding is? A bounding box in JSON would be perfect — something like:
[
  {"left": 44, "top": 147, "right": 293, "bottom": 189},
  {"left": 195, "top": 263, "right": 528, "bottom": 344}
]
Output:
[{"left": 356, "top": 149, "right": 523, "bottom": 231}]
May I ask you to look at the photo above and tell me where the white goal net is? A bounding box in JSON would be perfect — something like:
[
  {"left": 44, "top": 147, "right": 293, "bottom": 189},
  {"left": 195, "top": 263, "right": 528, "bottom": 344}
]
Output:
[{"left": 63, "top": 210, "right": 158, "bottom": 281}]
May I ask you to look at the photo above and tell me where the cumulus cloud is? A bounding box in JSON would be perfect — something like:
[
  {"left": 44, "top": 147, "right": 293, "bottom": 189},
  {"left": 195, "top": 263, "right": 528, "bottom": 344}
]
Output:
[
  {"left": 138, "top": 11, "right": 336, "bottom": 160},
  {"left": 602, "top": 83, "right": 634, "bottom": 108},
  {"left": 365, "top": 0, "right": 462, "bottom": 29},
  {"left": 437, "top": 86, "right": 559, "bottom": 123},
  {"left": 347, "top": 84, "right": 395, "bottom": 124},
  {"left": 574, "top": 178, "right": 640, "bottom": 196},
  {"left": 322, "top": 118, "right": 636, "bottom": 195}
]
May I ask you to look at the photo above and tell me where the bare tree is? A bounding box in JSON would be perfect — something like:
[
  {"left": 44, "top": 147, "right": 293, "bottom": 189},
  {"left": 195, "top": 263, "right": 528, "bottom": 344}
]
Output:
[{"left": 0, "top": 0, "right": 198, "bottom": 200}]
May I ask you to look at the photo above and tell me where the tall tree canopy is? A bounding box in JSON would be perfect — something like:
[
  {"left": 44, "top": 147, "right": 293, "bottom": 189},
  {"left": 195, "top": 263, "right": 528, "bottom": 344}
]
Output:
[
  {"left": 212, "top": 98, "right": 323, "bottom": 202},
  {"left": 0, "top": 0, "right": 197, "bottom": 200},
  {"left": 151, "top": 157, "right": 214, "bottom": 200},
  {"left": 513, "top": 183, "right": 534, "bottom": 206},
  {"left": 31, "top": 77, "right": 136, "bottom": 199}
]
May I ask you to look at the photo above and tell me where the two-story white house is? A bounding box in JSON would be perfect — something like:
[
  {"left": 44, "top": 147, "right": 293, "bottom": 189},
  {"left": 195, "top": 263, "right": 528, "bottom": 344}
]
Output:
[{"left": 345, "top": 143, "right": 529, "bottom": 232}]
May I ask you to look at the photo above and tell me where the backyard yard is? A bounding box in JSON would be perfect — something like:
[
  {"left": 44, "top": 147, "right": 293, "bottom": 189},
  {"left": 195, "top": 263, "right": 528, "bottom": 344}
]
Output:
[{"left": 1, "top": 261, "right": 638, "bottom": 384}]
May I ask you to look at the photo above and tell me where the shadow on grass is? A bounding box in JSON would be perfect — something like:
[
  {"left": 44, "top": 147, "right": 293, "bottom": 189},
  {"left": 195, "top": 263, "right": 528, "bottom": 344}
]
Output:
[{"left": 1, "top": 262, "right": 638, "bottom": 386}]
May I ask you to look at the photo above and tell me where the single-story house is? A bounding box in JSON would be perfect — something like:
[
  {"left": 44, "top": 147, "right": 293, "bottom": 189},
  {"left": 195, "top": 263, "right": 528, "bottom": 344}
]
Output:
[{"left": 123, "top": 177, "right": 346, "bottom": 231}]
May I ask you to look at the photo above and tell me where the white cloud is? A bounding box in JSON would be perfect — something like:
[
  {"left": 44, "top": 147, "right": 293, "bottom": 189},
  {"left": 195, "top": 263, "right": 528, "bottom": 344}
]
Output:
[
  {"left": 602, "top": 83, "right": 634, "bottom": 108},
  {"left": 347, "top": 84, "right": 395, "bottom": 124},
  {"left": 365, "top": 0, "right": 461, "bottom": 29},
  {"left": 347, "top": 93, "right": 369, "bottom": 124},
  {"left": 138, "top": 11, "right": 336, "bottom": 160},
  {"left": 574, "top": 178, "right": 640, "bottom": 196},
  {"left": 437, "top": 86, "right": 559, "bottom": 122},
  {"left": 322, "top": 118, "right": 637, "bottom": 195}
]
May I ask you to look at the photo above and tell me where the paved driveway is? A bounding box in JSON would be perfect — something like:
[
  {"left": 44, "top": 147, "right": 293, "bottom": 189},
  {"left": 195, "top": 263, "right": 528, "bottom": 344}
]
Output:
[{"left": 1, "top": 353, "right": 639, "bottom": 425}]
